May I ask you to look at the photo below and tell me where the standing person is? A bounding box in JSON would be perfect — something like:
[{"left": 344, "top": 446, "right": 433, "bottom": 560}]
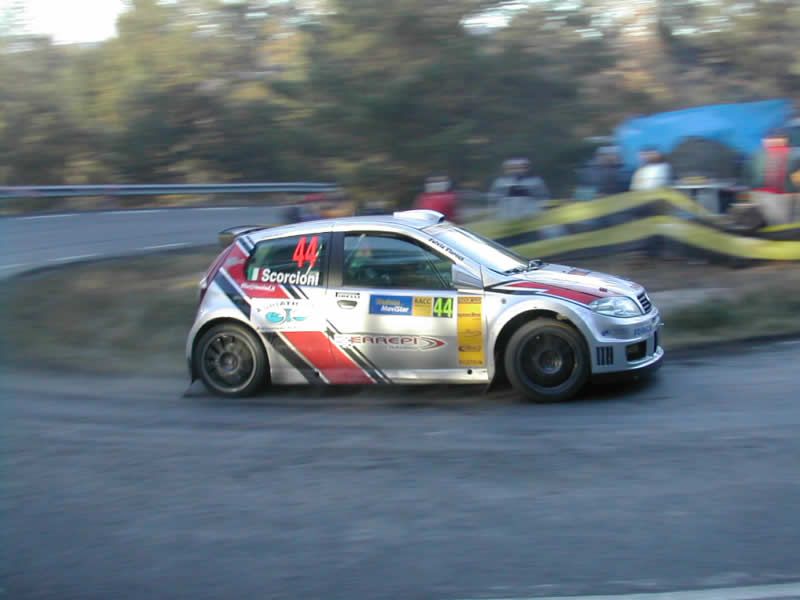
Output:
[
  {"left": 751, "top": 129, "right": 793, "bottom": 193},
  {"left": 749, "top": 129, "right": 800, "bottom": 224},
  {"left": 414, "top": 175, "right": 458, "bottom": 221},
  {"left": 489, "top": 158, "right": 550, "bottom": 219},
  {"left": 630, "top": 148, "right": 672, "bottom": 191},
  {"left": 592, "top": 146, "right": 629, "bottom": 197}
]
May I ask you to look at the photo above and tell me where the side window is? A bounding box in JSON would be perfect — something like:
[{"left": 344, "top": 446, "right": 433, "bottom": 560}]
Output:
[
  {"left": 247, "top": 233, "right": 326, "bottom": 287},
  {"left": 343, "top": 233, "right": 452, "bottom": 290}
]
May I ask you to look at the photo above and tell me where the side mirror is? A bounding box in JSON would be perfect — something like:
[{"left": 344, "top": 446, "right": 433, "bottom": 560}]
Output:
[{"left": 451, "top": 263, "right": 482, "bottom": 290}]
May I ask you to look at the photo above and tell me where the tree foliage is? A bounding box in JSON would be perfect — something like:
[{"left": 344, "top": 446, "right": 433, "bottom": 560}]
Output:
[{"left": 0, "top": 0, "right": 797, "bottom": 201}]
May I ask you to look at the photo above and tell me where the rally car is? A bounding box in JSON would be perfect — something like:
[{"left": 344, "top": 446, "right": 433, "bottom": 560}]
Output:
[{"left": 187, "top": 210, "right": 663, "bottom": 402}]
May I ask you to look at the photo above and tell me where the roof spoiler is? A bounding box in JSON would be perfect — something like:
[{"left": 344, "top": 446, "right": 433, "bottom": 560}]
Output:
[
  {"left": 218, "top": 225, "right": 266, "bottom": 248},
  {"left": 392, "top": 209, "right": 446, "bottom": 225}
]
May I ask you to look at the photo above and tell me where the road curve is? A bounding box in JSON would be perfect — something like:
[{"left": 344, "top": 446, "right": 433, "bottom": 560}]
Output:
[
  {"left": 2, "top": 210, "right": 800, "bottom": 599},
  {"left": 0, "top": 206, "right": 286, "bottom": 277}
]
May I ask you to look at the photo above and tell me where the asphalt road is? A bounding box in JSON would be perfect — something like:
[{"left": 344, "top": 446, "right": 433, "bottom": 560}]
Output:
[
  {"left": 3, "top": 343, "right": 800, "bottom": 600},
  {"left": 0, "top": 206, "right": 286, "bottom": 277},
  {"left": 2, "top": 210, "right": 800, "bottom": 599}
]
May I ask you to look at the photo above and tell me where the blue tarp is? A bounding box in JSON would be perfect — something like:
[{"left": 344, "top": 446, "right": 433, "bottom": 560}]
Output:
[{"left": 615, "top": 99, "right": 794, "bottom": 170}]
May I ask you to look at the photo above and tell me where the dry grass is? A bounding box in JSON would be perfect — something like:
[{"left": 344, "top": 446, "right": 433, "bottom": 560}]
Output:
[
  {"left": 2, "top": 249, "right": 800, "bottom": 375},
  {"left": 0, "top": 249, "right": 218, "bottom": 375}
]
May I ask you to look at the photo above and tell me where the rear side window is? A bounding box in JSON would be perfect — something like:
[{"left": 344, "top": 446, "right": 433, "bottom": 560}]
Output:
[{"left": 247, "top": 233, "right": 327, "bottom": 286}]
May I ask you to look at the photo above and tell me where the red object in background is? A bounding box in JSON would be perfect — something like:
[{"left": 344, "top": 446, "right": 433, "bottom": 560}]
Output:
[
  {"left": 759, "top": 142, "right": 791, "bottom": 194},
  {"left": 414, "top": 191, "right": 458, "bottom": 221}
]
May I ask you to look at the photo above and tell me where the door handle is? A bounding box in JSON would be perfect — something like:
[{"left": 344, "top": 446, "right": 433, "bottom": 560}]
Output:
[{"left": 337, "top": 299, "right": 357, "bottom": 309}]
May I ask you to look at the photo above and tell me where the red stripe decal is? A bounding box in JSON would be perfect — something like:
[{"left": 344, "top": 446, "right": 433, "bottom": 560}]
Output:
[
  {"left": 282, "top": 331, "right": 374, "bottom": 384},
  {"left": 506, "top": 281, "right": 600, "bottom": 305},
  {"left": 221, "top": 243, "right": 249, "bottom": 284}
]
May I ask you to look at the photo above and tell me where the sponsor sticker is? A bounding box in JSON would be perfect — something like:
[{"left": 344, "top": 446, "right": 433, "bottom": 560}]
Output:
[
  {"left": 369, "top": 295, "right": 413, "bottom": 316},
  {"left": 413, "top": 296, "right": 433, "bottom": 317},
  {"left": 336, "top": 291, "right": 361, "bottom": 300},
  {"left": 240, "top": 281, "right": 279, "bottom": 298},
  {"left": 428, "top": 237, "right": 465, "bottom": 261},
  {"left": 334, "top": 334, "right": 445, "bottom": 351},
  {"left": 376, "top": 296, "right": 455, "bottom": 318},
  {"left": 457, "top": 296, "right": 484, "bottom": 367},
  {"left": 257, "top": 299, "right": 310, "bottom": 329}
]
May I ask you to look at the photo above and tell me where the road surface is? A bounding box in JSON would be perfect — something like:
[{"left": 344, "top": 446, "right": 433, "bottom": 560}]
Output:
[
  {"left": 0, "top": 206, "right": 285, "bottom": 277},
  {"left": 3, "top": 342, "right": 800, "bottom": 599},
  {"left": 2, "top": 210, "right": 799, "bottom": 599}
]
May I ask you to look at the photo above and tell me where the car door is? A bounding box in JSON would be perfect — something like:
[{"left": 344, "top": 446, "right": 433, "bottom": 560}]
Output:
[
  {"left": 241, "top": 230, "right": 336, "bottom": 384},
  {"left": 325, "top": 230, "right": 485, "bottom": 384}
]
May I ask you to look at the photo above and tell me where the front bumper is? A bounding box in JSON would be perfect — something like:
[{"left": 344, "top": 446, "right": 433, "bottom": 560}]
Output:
[
  {"left": 586, "top": 309, "right": 664, "bottom": 375},
  {"left": 591, "top": 344, "right": 664, "bottom": 383}
]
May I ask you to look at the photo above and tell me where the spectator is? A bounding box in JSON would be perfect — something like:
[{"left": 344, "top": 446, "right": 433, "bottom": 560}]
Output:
[
  {"left": 592, "top": 146, "right": 629, "bottom": 196},
  {"left": 489, "top": 158, "right": 550, "bottom": 218},
  {"left": 751, "top": 129, "right": 793, "bottom": 194},
  {"left": 749, "top": 129, "right": 800, "bottom": 224},
  {"left": 630, "top": 148, "right": 672, "bottom": 191},
  {"left": 414, "top": 175, "right": 459, "bottom": 221}
]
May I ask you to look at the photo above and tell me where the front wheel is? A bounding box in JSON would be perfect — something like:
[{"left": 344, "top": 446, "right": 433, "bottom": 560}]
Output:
[
  {"left": 194, "top": 323, "right": 268, "bottom": 397},
  {"left": 504, "top": 319, "right": 589, "bottom": 403}
]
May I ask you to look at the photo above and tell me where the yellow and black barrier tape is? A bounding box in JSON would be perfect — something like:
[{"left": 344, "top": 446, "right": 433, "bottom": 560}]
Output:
[
  {"left": 470, "top": 189, "right": 714, "bottom": 239},
  {"left": 507, "top": 215, "right": 800, "bottom": 261}
]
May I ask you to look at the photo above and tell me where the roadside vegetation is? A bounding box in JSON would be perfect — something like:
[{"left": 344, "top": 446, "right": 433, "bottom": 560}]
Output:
[
  {"left": 3, "top": 1, "right": 798, "bottom": 205},
  {"left": 2, "top": 250, "right": 800, "bottom": 376}
]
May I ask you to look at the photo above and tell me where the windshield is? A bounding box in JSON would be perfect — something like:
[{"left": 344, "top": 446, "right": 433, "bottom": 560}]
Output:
[{"left": 424, "top": 223, "right": 530, "bottom": 273}]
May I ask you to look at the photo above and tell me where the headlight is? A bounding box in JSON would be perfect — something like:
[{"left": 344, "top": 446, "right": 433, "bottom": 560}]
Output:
[{"left": 589, "top": 296, "right": 642, "bottom": 318}]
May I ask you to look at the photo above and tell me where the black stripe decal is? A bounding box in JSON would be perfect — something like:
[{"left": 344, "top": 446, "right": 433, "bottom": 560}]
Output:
[
  {"left": 264, "top": 332, "right": 315, "bottom": 384},
  {"left": 325, "top": 321, "right": 391, "bottom": 384},
  {"left": 283, "top": 284, "right": 301, "bottom": 299},
  {"left": 240, "top": 235, "right": 254, "bottom": 251},
  {"left": 215, "top": 272, "right": 251, "bottom": 318},
  {"left": 289, "top": 284, "right": 309, "bottom": 300}
]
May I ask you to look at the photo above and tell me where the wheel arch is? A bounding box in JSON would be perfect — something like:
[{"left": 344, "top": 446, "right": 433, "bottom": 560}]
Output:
[
  {"left": 189, "top": 317, "right": 270, "bottom": 383},
  {"left": 491, "top": 307, "right": 586, "bottom": 385}
]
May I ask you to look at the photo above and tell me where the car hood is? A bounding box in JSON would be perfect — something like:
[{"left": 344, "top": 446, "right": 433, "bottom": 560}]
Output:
[{"left": 488, "top": 263, "right": 644, "bottom": 302}]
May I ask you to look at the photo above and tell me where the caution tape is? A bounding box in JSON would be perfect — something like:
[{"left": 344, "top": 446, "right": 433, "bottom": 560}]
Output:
[
  {"left": 508, "top": 215, "right": 800, "bottom": 261},
  {"left": 470, "top": 189, "right": 713, "bottom": 239}
]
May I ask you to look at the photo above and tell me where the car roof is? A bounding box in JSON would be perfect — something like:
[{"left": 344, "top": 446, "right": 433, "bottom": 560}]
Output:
[{"left": 249, "top": 209, "right": 446, "bottom": 241}]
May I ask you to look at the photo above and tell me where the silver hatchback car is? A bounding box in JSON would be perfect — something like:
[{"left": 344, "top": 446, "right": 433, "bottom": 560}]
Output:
[{"left": 187, "top": 210, "right": 663, "bottom": 402}]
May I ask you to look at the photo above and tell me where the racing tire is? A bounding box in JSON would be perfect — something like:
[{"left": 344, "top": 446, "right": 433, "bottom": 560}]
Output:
[
  {"left": 194, "top": 323, "right": 268, "bottom": 398},
  {"left": 504, "top": 319, "right": 589, "bottom": 403}
]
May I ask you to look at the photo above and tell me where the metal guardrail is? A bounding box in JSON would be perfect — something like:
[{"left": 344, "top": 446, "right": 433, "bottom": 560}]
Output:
[{"left": 0, "top": 183, "right": 338, "bottom": 200}]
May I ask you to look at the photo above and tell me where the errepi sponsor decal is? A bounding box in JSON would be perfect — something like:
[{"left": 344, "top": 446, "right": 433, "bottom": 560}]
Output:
[
  {"left": 369, "top": 295, "right": 413, "bottom": 315},
  {"left": 334, "top": 334, "right": 446, "bottom": 351}
]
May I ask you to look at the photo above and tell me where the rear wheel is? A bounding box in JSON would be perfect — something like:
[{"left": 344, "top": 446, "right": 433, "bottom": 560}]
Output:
[
  {"left": 194, "top": 323, "right": 267, "bottom": 397},
  {"left": 504, "top": 319, "right": 589, "bottom": 403}
]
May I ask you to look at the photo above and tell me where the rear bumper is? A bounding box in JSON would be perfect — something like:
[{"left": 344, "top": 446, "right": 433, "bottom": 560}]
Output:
[{"left": 591, "top": 345, "right": 664, "bottom": 383}]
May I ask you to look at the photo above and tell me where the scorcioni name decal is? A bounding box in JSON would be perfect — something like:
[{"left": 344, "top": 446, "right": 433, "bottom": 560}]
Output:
[{"left": 251, "top": 268, "right": 321, "bottom": 286}]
